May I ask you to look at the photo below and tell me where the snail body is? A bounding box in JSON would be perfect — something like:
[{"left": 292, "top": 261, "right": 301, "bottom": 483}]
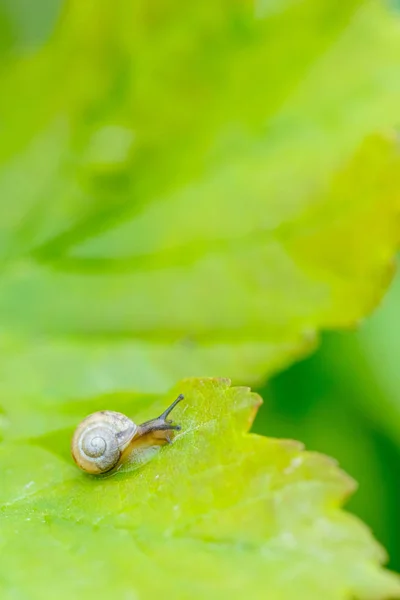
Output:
[{"left": 71, "top": 394, "right": 184, "bottom": 475}]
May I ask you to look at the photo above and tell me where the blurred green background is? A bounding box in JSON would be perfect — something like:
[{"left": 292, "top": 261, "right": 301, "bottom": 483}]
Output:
[
  {"left": 1, "top": 0, "right": 400, "bottom": 580},
  {"left": 256, "top": 269, "right": 400, "bottom": 570}
]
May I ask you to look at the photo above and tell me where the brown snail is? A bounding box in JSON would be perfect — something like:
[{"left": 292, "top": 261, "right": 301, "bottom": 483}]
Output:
[{"left": 71, "top": 394, "right": 184, "bottom": 474}]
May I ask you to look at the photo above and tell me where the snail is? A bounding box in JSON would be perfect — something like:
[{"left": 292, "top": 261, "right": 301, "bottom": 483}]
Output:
[{"left": 71, "top": 394, "right": 184, "bottom": 474}]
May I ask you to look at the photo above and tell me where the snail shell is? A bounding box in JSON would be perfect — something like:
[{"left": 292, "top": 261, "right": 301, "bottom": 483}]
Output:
[
  {"left": 71, "top": 394, "right": 184, "bottom": 475},
  {"left": 71, "top": 410, "right": 137, "bottom": 475}
]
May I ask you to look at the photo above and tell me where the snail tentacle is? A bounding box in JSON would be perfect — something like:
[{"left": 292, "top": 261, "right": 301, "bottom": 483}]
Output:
[{"left": 71, "top": 395, "right": 184, "bottom": 475}]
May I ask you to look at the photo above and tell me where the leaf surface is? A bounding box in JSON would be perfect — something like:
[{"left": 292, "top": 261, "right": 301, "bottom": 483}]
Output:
[
  {"left": 0, "top": 2, "right": 400, "bottom": 598},
  {"left": 0, "top": 1, "right": 399, "bottom": 410},
  {"left": 1, "top": 378, "right": 399, "bottom": 600}
]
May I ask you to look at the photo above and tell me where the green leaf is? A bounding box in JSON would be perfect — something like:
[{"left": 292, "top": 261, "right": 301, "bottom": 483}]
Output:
[
  {"left": 0, "top": 3, "right": 400, "bottom": 597},
  {"left": 0, "top": 1, "right": 400, "bottom": 415},
  {"left": 0, "top": 378, "right": 398, "bottom": 600}
]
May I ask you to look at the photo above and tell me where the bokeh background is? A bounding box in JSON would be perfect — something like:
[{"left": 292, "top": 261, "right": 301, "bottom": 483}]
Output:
[
  {"left": 256, "top": 271, "right": 400, "bottom": 570},
  {"left": 1, "top": 0, "right": 400, "bottom": 577}
]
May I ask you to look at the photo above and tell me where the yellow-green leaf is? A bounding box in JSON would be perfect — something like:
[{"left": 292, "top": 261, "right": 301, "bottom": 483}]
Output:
[
  {"left": 0, "top": 1, "right": 400, "bottom": 411},
  {"left": 1, "top": 2, "right": 400, "bottom": 598},
  {"left": 0, "top": 379, "right": 399, "bottom": 600}
]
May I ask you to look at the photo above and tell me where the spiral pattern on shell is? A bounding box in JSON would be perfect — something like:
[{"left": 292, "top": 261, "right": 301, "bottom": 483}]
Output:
[{"left": 71, "top": 411, "right": 138, "bottom": 474}]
